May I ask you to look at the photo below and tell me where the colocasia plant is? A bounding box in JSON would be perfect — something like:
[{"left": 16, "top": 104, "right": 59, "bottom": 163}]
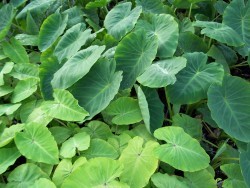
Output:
[{"left": 0, "top": 0, "right": 250, "bottom": 187}]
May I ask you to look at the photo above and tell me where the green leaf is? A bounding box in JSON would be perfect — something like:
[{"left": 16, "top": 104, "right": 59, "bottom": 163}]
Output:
[
  {"left": 0, "top": 124, "right": 24, "bottom": 147},
  {"left": 16, "top": 0, "right": 55, "bottom": 19},
  {"left": 104, "top": 97, "right": 142, "bottom": 125},
  {"left": 223, "top": 0, "right": 250, "bottom": 56},
  {"left": 221, "top": 163, "right": 247, "bottom": 188},
  {"left": 26, "top": 11, "right": 39, "bottom": 35},
  {"left": 38, "top": 11, "right": 68, "bottom": 52},
  {"left": 151, "top": 173, "right": 189, "bottom": 188},
  {"left": 9, "top": 63, "right": 39, "bottom": 80},
  {"left": 14, "top": 34, "right": 38, "bottom": 46},
  {"left": 167, "top": 52, "right": 224, "bottom": 104},
  {"left": 208, "top": 75, "right": 250, "bottom": 142},
  {"left": 2, "top": 38, "right": 29, "bottom": 64},
  {"left": 193, "top": 21, "right": 244, "bottom": 47},
  {"left": 63, "top": 6, "right": 84, "bottom": 28},
  {"left": 0, "top": 4, "right": 16, "bottom": 40},
  {"left": 136, "top": 14, "right": 179, "bottom": 58},
  {"left": 240, "top": 144, "right": 250, "bottom": 188},
  {"left": 119, "top": 136, "right": 159, "bottom": 188},
  {"left": 81, "top": 138, "right": 119, "bottom": 159},
  {"left": 172, "top": 113, "right": 202, "bottom": 140},
  {"left": 137, "top": 57, "right": 187, "bottom": 88},
  {"left": 0, "top": 147, "right": 21, "bottom": 174},
  {"left": 33, "top": 178, "right": 56, "bottom": 188},
  {"left": 62, "top": 157, "right": 127, "bottom": 188},
  {"left": 7, "top": 163, "right": 48, "bottom": 188},
  {"left": 15, "top": 123, "right": 59, "bottom": 164},
  {"left": 11, "top": 78, "right": 38, "bottom": 103},
  {"left": 52, "top": 45, "right": 105, "bottom": 89},
  {"left": 0, "top": 85, "right": 13, "bottom": 97},
  {"left": 41, "top": 89, "right": 89, "bottom": 122},
  {"left": 0, "top": 62, "right": 14, "bottom": 86},
  {"left": 0, "top": 103, "right": 21, "bottom": 116},
  {"left": 135, "top": 0, "right": 170, "bottom": 14},
  {"left": 115, "top": 30, "right": 158, "bottom": 89},
  {"left": 154, "top": 126, "right": 210, "bottom": 172},
  {"left": 70, "top": 59, "right": 122, "bottom": 119},
  {"left": 60, "top": 132, "right": 90, "bottom": 158},
  {"left": 54, "top": 23, "right": 92, "bottom": 63},
  {"left": 86, "top": 0, "right": 111, "bottom": 9},
  {"left": 104, "top": 2, "right": 142, "bottom": 40}
]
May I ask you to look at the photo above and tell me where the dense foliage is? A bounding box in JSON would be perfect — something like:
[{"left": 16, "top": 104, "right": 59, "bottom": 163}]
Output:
[{"left": 0, "top": 0, "right": 250, "bottom": 187}]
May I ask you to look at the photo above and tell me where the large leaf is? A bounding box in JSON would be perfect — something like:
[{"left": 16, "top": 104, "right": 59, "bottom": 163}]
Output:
[
  {"left": 193, "top": 21, "right": 244, "bottom": 47},
  {"left": 60, "top": 132, "right": 90, "bottom": 158},
  {"left": 54, "top": 23, "right": 92, "bottom": 63},
  {"left": 7, "top": 163, "right": 48, "bottom": 188},
  {"left": 119, "top": 136, "right": 159, "bottom": 188},
  {"left": 115, "top": 30, "right": 158, "bottom": 89},
  {"left": 41, "top": 89, "right": 89, "bottom": 122},
  {"left": 136, "top": 14, "right": 179, "bottom": 58},
  {"left": 223, "top": 0, "right": 250, "bottom": 56},
  {"left": 11, "top": 78, "right": 38, "bottom": 103},
  {"left": 16, "top": 0, "right": 55, "bottom": 19},
  {"left": 135, "top": 0, "right": 169, "bottom": 14},
  {"left": 154, "top": 126, "right": 210, "bottom": 172},
  {"left": 137, "top": 57, "right": 187, "bottom": 88},
  {"left": 104, "top": 2, "right": 142, "bottom": 40},
  {"left": 207, "top": 75, "right": 250, "bottom": 142},
  {"left": 33, "top": 178, "right": 56, "bottom": 188},
  {"left": 240, "top": 144, "right": 250, "bottom": 188},
  {"left": 167, "top": 52, "right": 224, "bottom": 104},
  {"left": 0, "top": 4, "right": 16, "bottom": 40},
  {"left": 52, "top": 45, "right": 105, "bottom": 89},
  {"left": 2, "top": 38, "right": 29, "bottom": 64},
  {"left": 0, "top": 85, "right": 13, "bottom": 97},
  {"left": 62, "top": 157, "right": 127, "bottom": 188},
  {"left": 104, "top": 97, "right": 142, "bottom": 125},
  {"left": 0, "top": 147, "right": 21, "bottom": 174},
  {"left": 15, "top": 123, "right": 59, "bottom": 164},
  {"left": 86, "top": 0, "right": 111, "bottom": 9},
  {"left": 151, "top": 173, "right": 189, "bottom": 188},
  {"left": 38, "top": 11, "right": 68, "bottom": 52},
  {"left": 9, "top": 63, "right": 39, "bottom": 80},
  {"left": 0, "top": 62, "right": 14, "bottom": 86},
  {"left": 70, "top": 59, "right": 122, "bottom": 119},
  {"left": 0, "top": 103, "right": 21, "bottom": 116}
]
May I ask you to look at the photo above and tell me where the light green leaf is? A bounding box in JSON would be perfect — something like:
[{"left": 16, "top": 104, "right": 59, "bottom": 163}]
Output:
[
  {"left": 154, "top": 126, "right": 210, "bottom": 172},
  {"left": 119, "top": 136, "right": 159, "bottom": 188},
  {"left": 49, "top": 126, "right": 73, "bottom": 145},
  {"left": 62, "top": 157, "right": 127, "bottom": 188},
  {"left": 135, "top": 0, "right": 170, "bottom": 14},
  {"left": 32, "top": 178, "right": 56, "bottom": 188},
  {"left": 115, "top": 30, "right": 158, "bottom": 89},
  {"left": 52, "top": 45, "right": 105, "bottom": 89},
  {"left": 0, "top": 85, "right": 13, "bottom": 97},
  {"left": 63, "top": 6, "right": 84, "bottom": 28},
  {"left": 240, "top": 144, "right": 250, "bottom": 188},
  {"left": 193, "top": 21, "right": 244, "bottom": 47},
  {"left": 104, "top": 2, "right": 142, "bottom": 40},
  {"left": 104, "top": 97, "right": 142, "bottom": 125},
  {"left": 16, "top": 0, "right": 55, "bottom": 19},
  {"left": 38, "top": 11, "right": 68, "bottom": 52},
  {"left": 26, "top": 11, "right": 39, "bottom": 35},
  {"left": 221, "top": 163, "right": 247, "bottom": 188},
  {"left": 11, "top": 78, "right": 38, "bottom": 103},
  {"left": 15, "top": 123, "right": 59, "bottom": 164},
  {"left": 167, "top": 52, "right": 224, "bottom": 104},
  {"left": 86, "top": 0, "right": 111, "bottom": 9},
  {"left": 136, "top": 14, "right": 178, "bottom": 58},
  {"left": 0, "top": 103, "right": 21, "bottom": 116},
  {"left": 151, "top": 173, "right": 189, "bottom": 188},
  {"left": 9, "top": 63, "right": 39, "bottom": 80},
  {"left": 137, "top": 57, "right": 187, "bottom": 88},
  {"left": 7, "top": 163, "right": 48, "bottom": 188},
  {"left": 0, "top": 147, "right": 21, "bottom": 174},
  {"left": 81, "top": 138, "right": 119, "bottom": 159},
  {"left": 0, "top": 62, "right": 14, "bottom": 85},
  {"left": 14, "top": 34, "right": 38, "bottom": 46},
  {"left": 223, "top": 0, "right": 250, "bottom": 56},
  {"left": 172, "top": 113, "right": 202, "bottom": 140},
  {"left": 60, "top": 132, "right": 90, "bottom": 158},
  {"left": 41, "top": 89, "right": 89, "bottom": 122},
  {"left": 70, "top": 59, "right": 122, "bottom": 119},
  {"left": 208, "top": 75, "right": 250, "bottom": 142},
  {"left": 54, "top": 23, "right": 92, "bottom": 62},
  {"left": 0, "top": 4, "right": 16, "bottom": 40},
  {"left": 0, "top": 124, "right": 24, "bottom": 148},
  {"left": 2, "top": 38, "right": 29, "bottom": 64}
]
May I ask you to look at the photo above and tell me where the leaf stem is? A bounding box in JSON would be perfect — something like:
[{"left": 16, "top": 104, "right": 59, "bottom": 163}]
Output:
[
  {"left": 188, "top": 3, "right": 193, "bottom": 19},
  {"left": 103, "top": 6, "right": 109, "bottom": 14},
  {"left": 164, "top": 87, "right": 173, "bottom": 119},
  {"left": 54, "top": 119, "right": 67, "bottom": 127},
  {"left": 203, "top": 122, "right": 217, "bottom": 138},
  {"left": 202, "top": 138, "right": 218, "bottom": 148}
]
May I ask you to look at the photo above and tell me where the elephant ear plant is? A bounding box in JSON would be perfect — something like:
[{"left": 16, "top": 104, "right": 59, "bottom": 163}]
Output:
[{"left": 0, "top": 0, "right": 250, "bottom": 187}]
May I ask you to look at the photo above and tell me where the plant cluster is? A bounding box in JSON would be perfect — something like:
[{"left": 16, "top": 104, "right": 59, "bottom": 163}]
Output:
[{"left": 0, "top": 0, "right": 250, "bottom": 187}]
